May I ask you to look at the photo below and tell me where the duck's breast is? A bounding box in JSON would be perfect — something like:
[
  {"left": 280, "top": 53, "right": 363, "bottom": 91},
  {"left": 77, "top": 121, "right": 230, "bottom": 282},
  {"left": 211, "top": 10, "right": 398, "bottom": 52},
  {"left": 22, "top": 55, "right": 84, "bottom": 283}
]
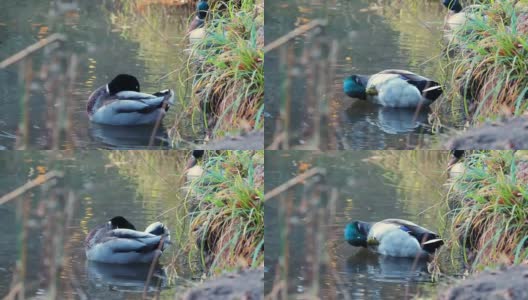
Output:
[
  {"left": 446, "top": 13, "right": 467, "bottom": 31},
  {"left": 369, "top": 75, "right": 422, "bottom": 107}
]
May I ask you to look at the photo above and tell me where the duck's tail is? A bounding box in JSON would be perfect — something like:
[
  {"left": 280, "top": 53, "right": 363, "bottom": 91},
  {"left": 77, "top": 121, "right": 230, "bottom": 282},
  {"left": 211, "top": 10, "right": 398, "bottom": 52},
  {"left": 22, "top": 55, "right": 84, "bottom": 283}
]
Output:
[
  {"left": 145, "top": 222, "right": 171, "bottom": 249},
  {"left": 145, "top": 222, "right": 170, "bottom": 236},
  {"left": 422, "top": 84, "right": 443, "bottom": 102},
  {"left": 153, "top": 89, "right": 175, "bottom": 108},
  {"left": 422, "top": 238, "right": 444, "bottom": 253}
]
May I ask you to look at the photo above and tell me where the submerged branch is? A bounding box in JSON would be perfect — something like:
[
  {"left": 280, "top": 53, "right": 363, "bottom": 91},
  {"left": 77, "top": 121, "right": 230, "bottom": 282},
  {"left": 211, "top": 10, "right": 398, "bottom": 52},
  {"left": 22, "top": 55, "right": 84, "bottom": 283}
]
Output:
[
  {"left": 264, "top": 167, "right": 325, "bottom": 200},
  {"left": 264, "top": 19, "right": 327, "bottom": 53},
  {"left": 0, "top": 171, "right": 64, "bottom": 205},
  {"left": 0, "top": 33, "right": 66, "bottom": 68}
]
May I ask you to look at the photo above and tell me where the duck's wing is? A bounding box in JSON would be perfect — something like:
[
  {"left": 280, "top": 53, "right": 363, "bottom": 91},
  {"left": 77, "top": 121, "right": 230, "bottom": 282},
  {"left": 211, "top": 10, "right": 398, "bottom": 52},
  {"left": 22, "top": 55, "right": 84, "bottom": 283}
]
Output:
[
  {"left": 382, "top": 219, "right": 442, "bottom": 243},
  {"left": 107, "top": 229, "right": 167, "bottom": 253},
  {"left": 110, "top": 90, "right": 174, "bottom": 113},
  {"left": 379, "top": 70, "right": 442, "bottom": 100},
  {"left": 378, "top": 69, "right": 437, "bottom": 86},
  {"left": 103, "top": 90, "right": 174, "bottom": 113}
]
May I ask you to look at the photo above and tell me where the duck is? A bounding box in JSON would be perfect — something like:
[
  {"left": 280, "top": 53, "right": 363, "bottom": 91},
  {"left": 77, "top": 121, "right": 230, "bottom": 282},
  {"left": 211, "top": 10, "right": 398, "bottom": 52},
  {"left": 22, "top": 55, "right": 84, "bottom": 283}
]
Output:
[
  {"left": 447, "top": 149, "right": 466, "bottom": 178},
  {"left": 85, "top": 216, "right": 170, "bottom": 264},
  {"left": 188, "top": 0, "right": 209, "bottom": 44},
  {"left": 87, "top": 74, "right": 174, "bottom": 126},
  {"left": 442, "top": 0, "right": 483, "bottom": 41},
  {"left": 185, "top": 150, "right": 205, "bottom": 181},
  {"left": 344, "top": 219, "right": 443, "bottom": 258},
  {"left": 343, "top": 69, "right": 443, "bottom": 108}
]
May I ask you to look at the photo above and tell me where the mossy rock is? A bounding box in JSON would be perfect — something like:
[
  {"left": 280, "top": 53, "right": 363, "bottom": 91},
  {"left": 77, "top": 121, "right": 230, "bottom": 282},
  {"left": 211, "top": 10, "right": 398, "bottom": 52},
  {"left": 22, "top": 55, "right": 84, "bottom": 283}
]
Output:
[{"left": 439, "top": 265, "right": 528, "bottom": 300}]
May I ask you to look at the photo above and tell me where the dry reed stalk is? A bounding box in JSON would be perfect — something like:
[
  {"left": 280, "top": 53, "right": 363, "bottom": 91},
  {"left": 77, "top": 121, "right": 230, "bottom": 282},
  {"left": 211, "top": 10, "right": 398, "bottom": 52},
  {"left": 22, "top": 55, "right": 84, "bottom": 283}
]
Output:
[
  {"left": 0, "top": 171, "right": 64, "bottom": 205},
  {"left": 0, "top": 33, "right": 66, "bottom": 69}
]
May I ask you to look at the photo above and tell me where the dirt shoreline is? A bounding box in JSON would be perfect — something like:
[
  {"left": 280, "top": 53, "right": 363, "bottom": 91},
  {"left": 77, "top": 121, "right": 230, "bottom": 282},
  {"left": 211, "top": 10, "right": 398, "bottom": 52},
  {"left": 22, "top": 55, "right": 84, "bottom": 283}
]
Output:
[
  {"left": 439, "top": 265, "right": 528, "bottom": 300},
  {"left": 445, "top": 116, "right": 528, "bottom": 149},
  {"left": 181, "top": 268, "right": 263, "bottom": 300}
]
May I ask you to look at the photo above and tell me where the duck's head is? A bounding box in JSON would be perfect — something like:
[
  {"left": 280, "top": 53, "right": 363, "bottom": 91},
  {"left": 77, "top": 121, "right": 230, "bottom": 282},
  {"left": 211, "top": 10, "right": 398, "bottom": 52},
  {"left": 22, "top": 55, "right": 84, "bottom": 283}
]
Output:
[
  {"left": 343, "top": 75, "right": 367, "bottom": 99},
  {"left": 109, "top": 216, "right": 136, "bottom": 230},
  {"left": 344, "top": 221, "right": 369, "bottom": 247},
  {"left": 197, "top": 0, "right": 209, "bottom": 20},
  {"left": 442, "top": 0, "right": 463, "bottom": 13},
  {"left": 108, "top": 74, "right": 140, "bottom": 95},
  {"left": 186, "top": 150, "right": 205, "bottom": 169},
  {"left": 447, "top": 150, "right": 465, "bottom": 168}
]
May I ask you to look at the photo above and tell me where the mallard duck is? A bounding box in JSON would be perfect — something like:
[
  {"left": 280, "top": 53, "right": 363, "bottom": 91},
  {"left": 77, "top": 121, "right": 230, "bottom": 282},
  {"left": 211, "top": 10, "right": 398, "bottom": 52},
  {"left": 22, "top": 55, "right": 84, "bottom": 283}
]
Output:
[
  {"left": 447, "top": 150, "right": 466, "bottom": 178},
  {"left": 188, "top": 0, "right": 209, "bottom": 44},
  {"left": 87, "top": 74, "right": 174, "bottom": 126},
  {"left": 442, "top": 0, "right": 482, "bottom": 41},
  {"left": 188, "top": 0, "right": 208, "bottom": 32},
  {"left": 85, "top": 216, "right": 170, "bottom": 264},
  {"left": 185, "top": 150, "right": 204, "bottom": 181},
  {"left": 344, "top": 219, "right": 443, "bottom": 258},
  {"left": 343, "top": 70, "right": 443, "bottom": 108}
]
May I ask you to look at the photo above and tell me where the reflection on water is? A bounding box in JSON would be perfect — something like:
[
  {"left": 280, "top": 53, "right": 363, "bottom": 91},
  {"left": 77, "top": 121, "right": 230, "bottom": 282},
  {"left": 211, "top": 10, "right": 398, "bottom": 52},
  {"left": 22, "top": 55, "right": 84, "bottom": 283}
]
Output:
[
  {"left": 0, "top": 151, "right": 192, "bottom": 298},
  {"left": 339, "top": 101, "right": 430, "bottom": 149},
  {"left": 264, "top": 151, "right": 449, "bottom": 299},
  {"left": 265, "top": 0, "right": 446, "bottom": 149},
  {"left": 88, "top": 123, "right": 170, "bottom": 149},
  {"left": 86, "top": 262, "right": 166, "bottom": 293},
  {"left": 0, "top": 0, "right": 197, "bottom": 149}
]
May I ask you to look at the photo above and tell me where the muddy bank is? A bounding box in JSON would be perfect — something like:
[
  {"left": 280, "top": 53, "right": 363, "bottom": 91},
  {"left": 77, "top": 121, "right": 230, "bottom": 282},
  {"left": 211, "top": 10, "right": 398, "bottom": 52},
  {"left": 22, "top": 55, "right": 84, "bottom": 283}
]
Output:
[
  {"left": 181, "top": 268, "right": 263, "bottom": 300},
  {"left": 439, "top": 265, "right": 528, "bottom": 300},
  {"left": 445, "top": 116, "right": 528, "bottom": 149},
  {"left": 203, "top": 131, "right": 264, "bottom": 150}
]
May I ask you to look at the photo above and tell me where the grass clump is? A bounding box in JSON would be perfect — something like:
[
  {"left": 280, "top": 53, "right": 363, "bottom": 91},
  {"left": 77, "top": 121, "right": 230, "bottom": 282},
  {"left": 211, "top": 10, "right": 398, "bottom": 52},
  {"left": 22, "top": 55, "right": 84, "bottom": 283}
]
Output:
[
  {"left": 186, "top": 150, "right": 264, "bottom": 273},
  {"left": 446, "top": 151, "right": 528, "bottom": 270},
  {"left": 182, "top": 0, "right": 264, "bottom": 138},
  {"left": 443, "top": 0, "right": 528, "bottom": 123}
]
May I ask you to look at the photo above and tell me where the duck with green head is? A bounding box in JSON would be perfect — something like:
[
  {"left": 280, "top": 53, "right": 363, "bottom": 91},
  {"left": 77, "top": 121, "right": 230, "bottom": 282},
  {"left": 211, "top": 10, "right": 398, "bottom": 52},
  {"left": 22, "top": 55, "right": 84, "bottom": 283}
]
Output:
[
  {"left": 188, "top": 0, "right": 209, "bottom": 43},
  {"left": 343, "top": 70, "right": 442, "bottom": 108},
  {"left": 344, "top": 219, "right": 443, "bottom": 257},
  {"left": 185, "top": 150, "right": 205, "bottom": 180}
]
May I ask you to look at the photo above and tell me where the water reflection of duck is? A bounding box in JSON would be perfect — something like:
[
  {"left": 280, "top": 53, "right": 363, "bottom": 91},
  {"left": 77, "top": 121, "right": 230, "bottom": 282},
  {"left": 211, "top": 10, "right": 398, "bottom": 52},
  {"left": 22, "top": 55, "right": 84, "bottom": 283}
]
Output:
[
  {"left": 88, "top": 123, "right": 170, "bottom": 149},
  {"left": 185, "top": 150, "right": 205, "bottom": 181},
  {"left": 86, "top": 261, "right": 167, "bottom": 293},
  {"left": 344, "top": 219, "right": 443, "bottom": 258},
  {"left": 345, "top": 249, "right": 429, "bottom": 281},
  {"left": 343, "top": 70, "right": 442, "bottom": 108},
  {"left": 85, "top": 216, "right": 170, "bottom": 264},
  {"left": 87, "top": 74, "right": 174, "bottom": 126},
  {"left": 370, "top": 107, "right": 429, "bottom": 135},
  {"left": 188, "top": 0, "right": 209, "bottom": 44}
]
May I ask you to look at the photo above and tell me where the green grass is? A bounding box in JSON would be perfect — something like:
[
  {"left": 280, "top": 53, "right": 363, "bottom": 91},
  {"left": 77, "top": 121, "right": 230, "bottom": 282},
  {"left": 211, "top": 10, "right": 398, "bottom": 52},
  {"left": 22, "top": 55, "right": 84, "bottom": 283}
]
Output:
[
  {"left": 173, "top": 0, "right": 264, "bottom": 141},
  {"left": 445, "top": 151, "right": 528, "bottom": 270},
  {"left": 442, "top": 1, "right": 528, "bottom": 123},
  {"left": 184, "top": 150, "right": 264, "bottom": 274}
]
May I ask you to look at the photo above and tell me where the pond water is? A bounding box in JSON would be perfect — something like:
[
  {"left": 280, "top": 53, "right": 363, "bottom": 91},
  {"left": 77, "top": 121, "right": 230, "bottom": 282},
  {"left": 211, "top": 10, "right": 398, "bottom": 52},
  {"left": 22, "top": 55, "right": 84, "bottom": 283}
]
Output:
[
  {"left": 0, "top": 151, "right": 194, "bottom": 298},
  {"left": 265, "top": 0, "right": 447, "bottom": 149},
  {"left": 264, "top": 151, "right": 453, "bottom": 299},
  {"left": 0, "top": 0, "right": 199, "bottom": 150}
]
